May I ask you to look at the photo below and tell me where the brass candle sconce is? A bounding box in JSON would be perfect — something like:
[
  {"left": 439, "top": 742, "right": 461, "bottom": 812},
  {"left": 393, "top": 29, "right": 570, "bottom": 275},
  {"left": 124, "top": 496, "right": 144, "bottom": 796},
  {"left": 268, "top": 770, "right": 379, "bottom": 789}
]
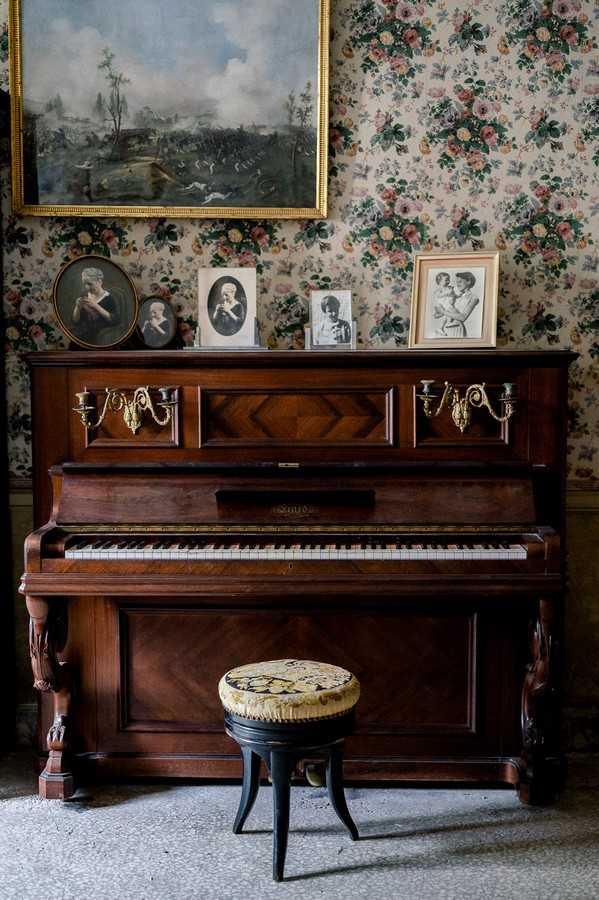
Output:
[
  {"left": 73, "top": 386, "right": 177, "bottom": 435},
  {"left": 416, "top": 380, "right": 516, "bottom": 434}
]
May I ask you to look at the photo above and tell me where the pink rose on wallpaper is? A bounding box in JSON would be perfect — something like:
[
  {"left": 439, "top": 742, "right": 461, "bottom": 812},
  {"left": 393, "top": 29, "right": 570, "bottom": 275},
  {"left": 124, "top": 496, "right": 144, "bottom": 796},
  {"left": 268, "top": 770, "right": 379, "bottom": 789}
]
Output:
[
  {"left": 28, "top": 325, "right": 43, "bottom": 344},
  {"left": 381, "top": 187, "right": 397, "bottom": 201},
  {"left": 520, "top": 237, "right": 538, "bottom": 253},
  {"left": 390, "top": 56, "right": 410, "bottom": 74},
  {"left": 556, "top": 221, "right": 574, "bottom": 241},
  {"left": 560, "top": 25, "right": 578, "bottom": 45},
  {"left": 330, "top": 129, "right": 343, "bottom": 150},
  {"left": 238, "top": 251, "right": 256, "bottom": 266},
  {"left": 534, "top": 185, "right": 551, "bottom": 200},
  {"left": 389, "top": 249, "right": 409, "bottom": 267},
  {"left": 402, "top": 223, "right": 419, "bottom": 244},
  {"left": 549, "top": 194, "right": 569, "bottom": 213},
  {"left": 403, "top": 29, "right": 421, "bottom": 49},
  {"left": 457, "top": 88, "right": 474, "bottom": 103},
  {"left": 541, "top": 247, "right": 561, "bottom": 265},
  {"left": 395, "top": 3, "right": 415, "bottom": 21},
  {"left": 554, "top": 1, "right": 573, "bottom": 17},
  {"left": 529, "top": 110, "right": 544, "bottom": 128},
  {"left": 101, "top": 229, "right": 118, "bottom": 250},
  {"left": 250, "top": 226, "right": 269, "bottom": 246},
  {"left": 394, "top": 197, "right": 413, "bottom": 216},
  {"left": 450, "top": 207, "right": 465, "bottom": 226},
  {"left": 472, "top": 98, "right": 492, "bottom": 119},
  {"left": 546, "top": 52, "right": 566, "bottom": 72},
  {"left": 480, "top": 125, "right": 497, "bottom": 146}
]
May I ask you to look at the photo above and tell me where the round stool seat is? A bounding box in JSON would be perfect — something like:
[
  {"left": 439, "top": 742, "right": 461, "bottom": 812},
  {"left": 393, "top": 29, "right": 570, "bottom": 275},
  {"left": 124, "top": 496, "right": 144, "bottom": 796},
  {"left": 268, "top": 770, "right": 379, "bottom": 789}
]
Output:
[{"left": 218, "top": 658, "right": 360, "bottom": 723}]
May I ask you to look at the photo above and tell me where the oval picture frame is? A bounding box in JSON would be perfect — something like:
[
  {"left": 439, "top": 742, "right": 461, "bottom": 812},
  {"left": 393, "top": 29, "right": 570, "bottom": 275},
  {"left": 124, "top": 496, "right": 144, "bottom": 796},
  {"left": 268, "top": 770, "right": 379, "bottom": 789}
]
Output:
[
  {"left": 53, "top": 255, "right": 139, "bottom": 350},
  {"left": 138, "top": 296, "right": 177, "bottom": 349}
]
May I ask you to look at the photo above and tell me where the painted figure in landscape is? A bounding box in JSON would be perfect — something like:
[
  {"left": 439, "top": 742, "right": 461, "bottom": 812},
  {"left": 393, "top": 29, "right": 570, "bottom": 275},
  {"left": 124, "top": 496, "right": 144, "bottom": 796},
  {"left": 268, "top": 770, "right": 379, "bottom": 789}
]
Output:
[{"left": 19, "top": 0, "right": 320, "bottom": 209}]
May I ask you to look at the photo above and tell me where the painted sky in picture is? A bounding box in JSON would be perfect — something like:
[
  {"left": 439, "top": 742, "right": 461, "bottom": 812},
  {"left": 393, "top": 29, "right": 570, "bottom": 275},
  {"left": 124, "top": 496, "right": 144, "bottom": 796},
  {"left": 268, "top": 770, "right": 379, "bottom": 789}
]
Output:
[{"left": 22, "top": 0, "right": 319, "bottom": 127}]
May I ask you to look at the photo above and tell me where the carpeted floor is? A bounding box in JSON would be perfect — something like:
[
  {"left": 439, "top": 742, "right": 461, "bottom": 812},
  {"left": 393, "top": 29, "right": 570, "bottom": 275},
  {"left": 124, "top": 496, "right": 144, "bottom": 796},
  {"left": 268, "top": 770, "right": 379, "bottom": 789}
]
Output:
[{"left": 1, "top": 753, "right": 598, "bottom": 900}]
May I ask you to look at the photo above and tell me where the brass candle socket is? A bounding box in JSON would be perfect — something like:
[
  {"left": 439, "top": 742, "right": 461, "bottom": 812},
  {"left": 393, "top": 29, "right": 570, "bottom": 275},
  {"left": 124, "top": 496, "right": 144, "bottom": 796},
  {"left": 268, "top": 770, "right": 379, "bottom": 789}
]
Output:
[
  {"left": 416, "top": 380, "right": 517, "bottom": 434},
  {"left": 73, "top": 386, "right": 177, "bottom": 435}
]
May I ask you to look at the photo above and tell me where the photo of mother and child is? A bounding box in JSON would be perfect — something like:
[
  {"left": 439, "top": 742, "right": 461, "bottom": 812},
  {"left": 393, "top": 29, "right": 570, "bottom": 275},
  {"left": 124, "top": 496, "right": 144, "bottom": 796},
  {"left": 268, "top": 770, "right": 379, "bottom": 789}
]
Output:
[{"left": 428, "top": 269, "right": 484, "bottom": 340}]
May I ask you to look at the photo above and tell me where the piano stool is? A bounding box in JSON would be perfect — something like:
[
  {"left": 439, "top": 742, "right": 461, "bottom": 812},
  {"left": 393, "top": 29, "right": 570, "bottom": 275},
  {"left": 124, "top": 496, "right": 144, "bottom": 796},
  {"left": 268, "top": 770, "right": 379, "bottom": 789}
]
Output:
[{"left": 218, "top": 659, "right": 361, "bottom": 881}]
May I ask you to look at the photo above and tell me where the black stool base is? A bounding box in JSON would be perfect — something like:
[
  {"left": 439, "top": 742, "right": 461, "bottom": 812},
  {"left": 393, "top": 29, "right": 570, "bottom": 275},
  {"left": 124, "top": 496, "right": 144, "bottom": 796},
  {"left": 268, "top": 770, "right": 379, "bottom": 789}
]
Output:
[{"left": 225, "top": 711, "right": 358, "bottom": 881}]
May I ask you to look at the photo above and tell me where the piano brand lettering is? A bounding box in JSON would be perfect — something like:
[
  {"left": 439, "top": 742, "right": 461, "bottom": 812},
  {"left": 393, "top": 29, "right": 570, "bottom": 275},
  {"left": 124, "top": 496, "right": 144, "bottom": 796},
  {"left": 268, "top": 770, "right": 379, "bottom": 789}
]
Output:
[{"left": 272, "top": 503, "right": 315, "bottom": 517}]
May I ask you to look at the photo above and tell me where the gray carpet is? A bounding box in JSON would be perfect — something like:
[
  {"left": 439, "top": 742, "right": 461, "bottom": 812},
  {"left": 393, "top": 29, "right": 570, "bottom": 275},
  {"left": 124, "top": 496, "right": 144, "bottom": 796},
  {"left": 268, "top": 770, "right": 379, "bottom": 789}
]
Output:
[{"left": 1, "top": 754, "right": 598, "bottom": 900}]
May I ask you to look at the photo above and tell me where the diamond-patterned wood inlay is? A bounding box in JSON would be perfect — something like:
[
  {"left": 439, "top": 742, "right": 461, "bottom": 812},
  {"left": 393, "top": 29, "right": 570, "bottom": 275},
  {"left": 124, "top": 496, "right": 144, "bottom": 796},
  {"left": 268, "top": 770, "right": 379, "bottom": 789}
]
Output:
[{"left": 200, "top": 389, "right": 393, "bottom": 447}]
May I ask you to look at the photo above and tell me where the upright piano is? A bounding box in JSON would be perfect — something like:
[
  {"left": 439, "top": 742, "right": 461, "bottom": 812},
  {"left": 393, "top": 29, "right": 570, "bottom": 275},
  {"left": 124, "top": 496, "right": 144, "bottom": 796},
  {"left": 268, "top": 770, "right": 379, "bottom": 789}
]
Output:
[{"left": 22, "top": 349, "right": 576, "bottom": 803}]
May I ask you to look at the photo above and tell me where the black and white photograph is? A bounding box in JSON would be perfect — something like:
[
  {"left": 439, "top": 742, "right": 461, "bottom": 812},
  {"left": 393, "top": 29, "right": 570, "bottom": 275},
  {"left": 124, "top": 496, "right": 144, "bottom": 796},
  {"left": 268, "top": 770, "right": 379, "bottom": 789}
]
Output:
[
  {"left": 409, "top": 251, "right": 499, "bottom": 350},
  {"left": 425, "top": 268, "right": 485, "bottom": 340},
  {"left": 198, "top": 267, "right": 257, "bottom": 347},
  {"left": 138, "top": 296, "right": 177, "bottom": 348},
  {"left": 310, "top": 290, "right": 353, "bottom": 348},
  {"left": 52, "top": 254, "right": 138, "bottom": 349}
]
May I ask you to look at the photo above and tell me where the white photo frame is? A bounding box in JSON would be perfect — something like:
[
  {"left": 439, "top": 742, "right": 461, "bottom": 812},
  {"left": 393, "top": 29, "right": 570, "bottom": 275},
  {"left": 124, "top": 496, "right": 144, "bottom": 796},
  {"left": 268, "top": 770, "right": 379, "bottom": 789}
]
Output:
[
  {"left": 408, "top": 251, "right": 499, "bottom": 349},
  {"left": 309, "top": 290, "right": 353, "bottom": 348},
  {"left": 198, "top": 268, "right": 257, "bottom": 348}
]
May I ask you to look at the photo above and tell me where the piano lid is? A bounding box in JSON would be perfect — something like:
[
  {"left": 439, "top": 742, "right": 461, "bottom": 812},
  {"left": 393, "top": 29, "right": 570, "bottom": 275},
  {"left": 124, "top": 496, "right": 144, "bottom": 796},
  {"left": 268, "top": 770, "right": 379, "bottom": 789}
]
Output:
[{"left": 50, "top": 463, "right": 538, "bottom": 527}]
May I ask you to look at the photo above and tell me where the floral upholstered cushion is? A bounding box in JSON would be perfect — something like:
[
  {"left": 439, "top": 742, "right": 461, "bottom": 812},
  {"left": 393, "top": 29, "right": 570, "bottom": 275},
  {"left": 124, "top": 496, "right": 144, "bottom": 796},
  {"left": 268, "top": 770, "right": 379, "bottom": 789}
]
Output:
[{"left": 218, "top": 659, "right": 360, "bottom": 722}]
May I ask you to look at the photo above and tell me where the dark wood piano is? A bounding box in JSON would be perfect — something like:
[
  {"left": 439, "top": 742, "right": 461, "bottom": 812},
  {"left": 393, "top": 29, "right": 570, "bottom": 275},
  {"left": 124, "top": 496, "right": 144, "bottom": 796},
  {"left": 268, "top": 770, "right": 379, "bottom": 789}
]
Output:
[{"left": 22, "top": 349, "right": 576, "bottom": 803}]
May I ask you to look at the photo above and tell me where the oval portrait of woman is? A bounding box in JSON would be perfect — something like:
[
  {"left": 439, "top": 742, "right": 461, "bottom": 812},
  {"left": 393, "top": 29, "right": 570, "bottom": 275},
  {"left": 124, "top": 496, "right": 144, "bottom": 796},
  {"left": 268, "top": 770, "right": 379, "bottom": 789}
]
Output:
[
  {"left": 138, "top": 296, "right": 177, "bottom": 349},
  {"left": 53, "top": 255, "right": 138, "bottom": 349},
  {"left": 207, "top": 276, "right": 247, "bottom": 337}
]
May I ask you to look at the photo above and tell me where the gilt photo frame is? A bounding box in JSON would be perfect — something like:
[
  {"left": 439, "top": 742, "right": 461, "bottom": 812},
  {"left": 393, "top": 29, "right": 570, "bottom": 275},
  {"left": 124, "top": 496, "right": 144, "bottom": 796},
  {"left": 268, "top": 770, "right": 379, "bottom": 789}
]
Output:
[
  {"left": 8, "top": 0, "right": 329, "bottom": 219},
  {"left": 53, "top": 254, "right": 138, "bottom": 349},
  {"left": 408, "top": 251, "right": 499, "bottom": 350}
]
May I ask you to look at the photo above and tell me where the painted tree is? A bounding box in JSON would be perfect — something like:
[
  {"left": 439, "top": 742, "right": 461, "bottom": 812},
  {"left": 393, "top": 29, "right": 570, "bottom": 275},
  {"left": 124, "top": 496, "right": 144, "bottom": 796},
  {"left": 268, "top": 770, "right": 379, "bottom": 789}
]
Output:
[
  {"left": 94, "top": 92, "right": 106, "bottom": 122},
  {"left": 98, "top": 48, "right": 130, "bottom": 155}
]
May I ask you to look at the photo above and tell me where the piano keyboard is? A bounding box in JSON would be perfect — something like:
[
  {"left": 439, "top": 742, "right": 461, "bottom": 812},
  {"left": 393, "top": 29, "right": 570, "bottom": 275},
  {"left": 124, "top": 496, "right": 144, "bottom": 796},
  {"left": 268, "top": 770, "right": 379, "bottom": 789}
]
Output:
[{"left": 65, "top": 538, "right": 528, "bottom": 561}]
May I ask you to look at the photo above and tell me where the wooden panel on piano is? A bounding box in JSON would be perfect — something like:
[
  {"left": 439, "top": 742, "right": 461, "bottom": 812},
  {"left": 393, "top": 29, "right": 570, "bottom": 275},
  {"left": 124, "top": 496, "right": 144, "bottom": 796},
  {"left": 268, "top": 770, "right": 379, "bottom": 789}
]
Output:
[
  {"left": 199, "top": 388, "right": 394, "bottom": 447},
  {"left": 94, "top": 599, "right": 512, "bottom": 759},
  {"left": 82, "top": 385, "right": 181, "bottom": 450},
  {"left": 414, "top": 382, "right": 510, "bottom": 447}
]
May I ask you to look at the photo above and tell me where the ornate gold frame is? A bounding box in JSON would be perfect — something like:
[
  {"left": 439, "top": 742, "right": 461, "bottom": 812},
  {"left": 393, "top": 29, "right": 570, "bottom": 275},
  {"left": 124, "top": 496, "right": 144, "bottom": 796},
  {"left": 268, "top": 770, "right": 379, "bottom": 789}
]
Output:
[
  {"left": 53, "top": 254, "right": 139, "bottom": 349},
  {"left": 408, "top": 251, "right": 499, "bottom": 350},
  {"left": 8, "top": 0, "right": 329, "bottom": 219}
]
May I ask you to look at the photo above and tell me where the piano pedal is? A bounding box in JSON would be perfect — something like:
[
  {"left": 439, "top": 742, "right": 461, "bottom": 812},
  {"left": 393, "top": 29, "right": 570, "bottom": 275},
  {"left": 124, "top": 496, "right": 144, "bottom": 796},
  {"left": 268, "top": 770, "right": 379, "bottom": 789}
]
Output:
[{"left": 304, "top": 762, "right": 326, "bottom": 788}]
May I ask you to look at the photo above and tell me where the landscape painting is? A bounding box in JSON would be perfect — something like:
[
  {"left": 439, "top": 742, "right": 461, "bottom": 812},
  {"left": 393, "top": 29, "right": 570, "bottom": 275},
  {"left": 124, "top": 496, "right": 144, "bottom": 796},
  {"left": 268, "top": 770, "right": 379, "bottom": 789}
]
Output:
[{"left": 9, "top": 0, "right": 328, "bottom": 218}]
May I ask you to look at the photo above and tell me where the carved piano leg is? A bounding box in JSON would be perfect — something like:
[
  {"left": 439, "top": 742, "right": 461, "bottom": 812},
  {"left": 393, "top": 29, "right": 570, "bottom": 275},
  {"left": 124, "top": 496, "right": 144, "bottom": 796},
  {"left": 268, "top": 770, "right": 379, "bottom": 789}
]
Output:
[
  {"left": 26, "top": 596, "right": 75, "bottom": 800},
  {"left": 518, "top": 596, "right": 565, "bottom": 805}
]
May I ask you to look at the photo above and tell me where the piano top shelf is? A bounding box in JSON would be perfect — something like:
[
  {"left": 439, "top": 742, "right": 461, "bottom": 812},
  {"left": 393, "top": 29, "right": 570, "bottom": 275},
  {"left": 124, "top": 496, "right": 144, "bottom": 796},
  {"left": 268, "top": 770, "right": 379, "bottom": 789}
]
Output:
[{"left": 26, "top": 348, "right": 579, "bottom": 369}]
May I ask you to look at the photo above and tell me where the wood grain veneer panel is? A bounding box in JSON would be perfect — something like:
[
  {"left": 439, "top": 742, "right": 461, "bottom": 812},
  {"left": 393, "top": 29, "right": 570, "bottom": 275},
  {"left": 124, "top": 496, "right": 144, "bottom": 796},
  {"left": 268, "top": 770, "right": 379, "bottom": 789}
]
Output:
[{"left": 199, "top": 388, "right": 394, "bottom": 448}]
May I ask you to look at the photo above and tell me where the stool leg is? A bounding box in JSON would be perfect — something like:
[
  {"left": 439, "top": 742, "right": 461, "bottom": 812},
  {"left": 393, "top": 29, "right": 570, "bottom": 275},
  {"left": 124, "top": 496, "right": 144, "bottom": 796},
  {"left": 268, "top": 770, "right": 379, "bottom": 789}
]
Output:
[
  {"left": 270, "top": 752, "right": 292, "bottom": 882},
  {"left": 233, "top": 747, "right": 261, "bottom": 834},
  {"left": 326, "top": 744, "right": 359, "bottom": 840}
]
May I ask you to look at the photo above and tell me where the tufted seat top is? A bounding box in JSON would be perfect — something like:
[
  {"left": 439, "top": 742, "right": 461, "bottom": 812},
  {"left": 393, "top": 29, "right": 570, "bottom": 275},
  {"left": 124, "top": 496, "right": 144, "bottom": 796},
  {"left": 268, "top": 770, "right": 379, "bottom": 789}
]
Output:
[{"left": 218, "top": 659, "right": 361, "bottom": 722}]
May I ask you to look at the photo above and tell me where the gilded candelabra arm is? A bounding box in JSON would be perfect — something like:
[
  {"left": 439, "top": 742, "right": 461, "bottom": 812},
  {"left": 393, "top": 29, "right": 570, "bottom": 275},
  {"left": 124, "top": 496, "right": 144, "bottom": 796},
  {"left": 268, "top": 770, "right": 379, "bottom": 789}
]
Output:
[
  {"left": 73, "top": 386, "right": 177, "bottom": 435},
  {"left": 416, "top": 380, "right": 453, "bottom": 418},
  {"left": 416, "top": 380, "right": 517, "bottom": 434},
  {"left": 465, "top": 382, "right": 517, "bottom": 424}
]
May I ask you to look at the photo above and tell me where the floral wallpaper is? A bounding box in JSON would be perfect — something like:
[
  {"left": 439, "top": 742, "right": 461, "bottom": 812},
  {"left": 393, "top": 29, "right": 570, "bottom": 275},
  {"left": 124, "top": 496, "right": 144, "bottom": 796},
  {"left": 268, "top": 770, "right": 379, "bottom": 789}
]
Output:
[{"left": 2, "top": 0, "right": 598, "bottom": 481}]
